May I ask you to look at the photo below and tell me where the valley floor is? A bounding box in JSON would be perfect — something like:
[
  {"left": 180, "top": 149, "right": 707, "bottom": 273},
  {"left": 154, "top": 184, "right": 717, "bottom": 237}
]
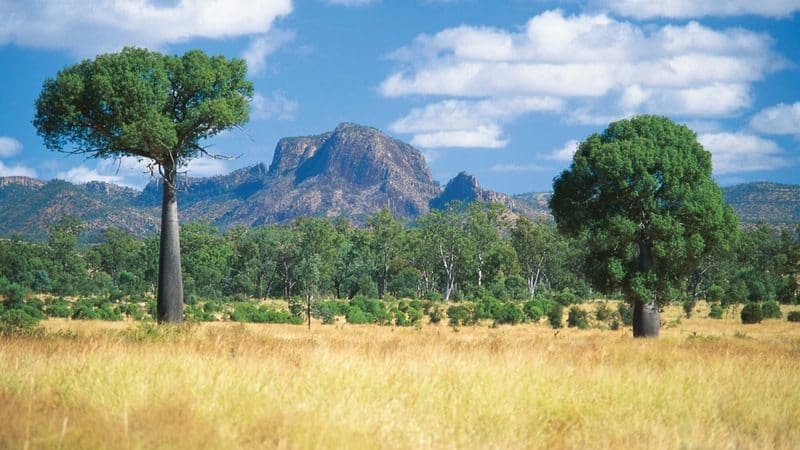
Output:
[{"left": 2, "top": 303, "right": 800, "bottom": 449}]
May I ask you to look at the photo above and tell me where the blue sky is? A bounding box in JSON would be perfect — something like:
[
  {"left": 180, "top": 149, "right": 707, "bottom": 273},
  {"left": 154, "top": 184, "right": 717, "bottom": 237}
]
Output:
[{"left": 0, "top": 0, "right": 799, "bottom": 194}]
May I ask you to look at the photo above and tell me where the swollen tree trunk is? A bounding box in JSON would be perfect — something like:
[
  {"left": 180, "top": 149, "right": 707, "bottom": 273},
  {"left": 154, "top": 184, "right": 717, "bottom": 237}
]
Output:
[
  {"left": 157, "top": 161, "right": 184, "bottom": 323},
  {"left": 633, "top": 239, "right": 659, "bottom": 337}
]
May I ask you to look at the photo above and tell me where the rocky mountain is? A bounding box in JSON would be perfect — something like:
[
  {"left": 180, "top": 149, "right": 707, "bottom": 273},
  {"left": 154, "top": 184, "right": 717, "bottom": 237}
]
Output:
[{"left": 1, "top": 123, "right": 797, "bottom": 241}]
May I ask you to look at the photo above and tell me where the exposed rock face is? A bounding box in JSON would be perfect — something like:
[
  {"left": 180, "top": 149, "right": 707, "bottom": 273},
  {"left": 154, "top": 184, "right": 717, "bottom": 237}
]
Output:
[{"left": 1, "top": 123, "right": 795, "bottom": 241}]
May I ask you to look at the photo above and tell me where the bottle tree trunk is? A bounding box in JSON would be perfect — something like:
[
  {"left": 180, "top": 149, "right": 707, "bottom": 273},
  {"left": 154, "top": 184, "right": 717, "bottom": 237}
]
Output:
[
  {"left": 157, "top": 161, "right": 184, "bottom": 323},
  {"left": 633, "top": 239, "right": 659, "bottom": 337}
]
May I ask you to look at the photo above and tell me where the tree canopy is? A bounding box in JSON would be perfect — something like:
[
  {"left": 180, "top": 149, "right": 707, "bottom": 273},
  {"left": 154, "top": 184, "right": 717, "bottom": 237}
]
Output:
[
  {"left": 33, "top": 47, "right": 253, "bottom": 323},
  {"left": 550, "top": 115, "right": 738, "bottom": 336}
]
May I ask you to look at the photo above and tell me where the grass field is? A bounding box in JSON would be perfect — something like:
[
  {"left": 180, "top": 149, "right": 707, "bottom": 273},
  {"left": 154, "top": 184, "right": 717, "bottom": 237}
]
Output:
[{"left": 2, "top": 302, "right": 800, "bottom": 449}]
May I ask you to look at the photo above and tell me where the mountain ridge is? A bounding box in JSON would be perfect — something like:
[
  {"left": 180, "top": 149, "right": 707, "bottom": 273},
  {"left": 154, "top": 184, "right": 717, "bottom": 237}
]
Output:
[{"left": 1, "top": 123, "right": 797, "bottom": 240}]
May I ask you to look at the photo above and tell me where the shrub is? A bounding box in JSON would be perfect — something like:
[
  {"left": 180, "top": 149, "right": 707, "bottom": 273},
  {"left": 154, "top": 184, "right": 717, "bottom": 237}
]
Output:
[
  {"left": 447, "top": 305, "right": 472, "bottom": 327},
  {"left": 682, "top": 299, "right": 696, "bottom": 318},
  {"left": 761, "top": 301, "right": 782, "bottom": 319},
  {"left": 594, "top": 302, "right": 611, "bottom": 321},
  {"left": 314, "top": 302, "right": 338, "bottom": 325},
  {"left": 475, "top": 297, "right": 503, "bottom": 320},
  {"left": 428, "top": 305, "right": 443, "bottom": 324},
  {"left": 498, "top": 302, "right": 523, "bottom": 325},
  {"left": 71, "top": 299, "right": 101, "bottom": 320},
  {"left": 0, "top": 308, "right": 44, "bottom": 336},
  {"left": 740, "top": 303, "right": 762, "bottom": 324},
  {"left": 567, "top": 306, "right": 589, "bottom": 329},
  {"left": 554, "top": 288, "right": 578, "bottom": 306},
  {"left": 708, "top": 303, "right": 724, "bottom": 319},
  {"left": 617, "top": 302, "right": 633, "bottom": 326},
  {"left": 46, "top": 298, "right": 72, "bottom": 318},
  {"left": 548, "top": 303, "right": 563, "bottom": 329},
  {"left": 706, "top": 284, "right": 725, "bottom": 303},
  {"left": 523, "top": 301, "right": 545, "bottom": 322},
  {"left": 787, "top": 311, "right": 800, "bottom": 322},
  {"left": 345, "top": 305, "right": 370, "bottom": 324}
]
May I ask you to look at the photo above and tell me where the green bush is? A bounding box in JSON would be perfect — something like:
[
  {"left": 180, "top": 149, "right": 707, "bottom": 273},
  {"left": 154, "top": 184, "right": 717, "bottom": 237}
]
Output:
[
  {"left": 71, "top": 299, "right": 101, "bottom": 320},
  {"left": 740, "top": 303, "right": 763, "bottom": 324},
  {"left": 1, "top": 308, "right": 44, "bottom": 336},
  {"left": 761, "top": 301, "right": 782, "bottom": 319},
  {"left": 230, "top": 302, "right": 303, "bottom": 324},
  {"left": 594, "top": 302, "right": 611, "bottom": 321},
  {"left": 787, "top": 311, "right": 800, "bottom": 322},
  {"left": 428, "top": 305, "right": 443, "bottom": 324},
  {"left": 708, "top": 303, "right": 724, "bottom": 319},
  {"left": 523, "top": 301, "right": 545, "bottom": 322},
  {"left": 46, "top": 298, "right": 72, "bottom": 318},
  {"left": 682, "top": 299, "right": 696, "bottom": 318},
  {"left": 567, "top": 306, "right": 589, "bottom": 329},
  {"left": 617, "top": 302, "right": 633, "bottom": 326},
  {"left": 548, "top": 303, "right": 563, "bottom": 329},
  {"left": 554, "top": 288, "right": 578, "bottom": 306},
  {"left": 498, "top": 302, "right": 523, "bottom": 325},
  {"left": 345, "top": 305, "right": 370, "bottom": 324},
  {"left": 447, "top": 305, "right": 472, "bottom": 327}
]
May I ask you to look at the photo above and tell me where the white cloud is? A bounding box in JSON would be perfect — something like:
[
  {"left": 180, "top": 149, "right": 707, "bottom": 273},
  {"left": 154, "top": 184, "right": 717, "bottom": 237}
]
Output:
[
  {"left": 56, "top": 165, "right": 126, "bottom": 185},
  {"left": 489, "top": 163, "right": 549, "bottom": 173},
  {"left": 597, "top": 0, "right": 800, "bottom": 19},
  {"left": 326, "top": 0, "right": 375, "bottom": 6},
  {"left": 251, "top": 90, "right": 299, "bottom": 121},
  {"left": 750, "top": 102, "right": 800, "bottom": 136},
  {"left": 242, "top": 29, "right": 295, "bottom": 76},
  {"left": 545, "top": 139, "right": 580, "bottom": 162},
  {"left": 0, "top": 136, "right": 22, "bottom": 157},
  {"left": 389, "top": 96, "right": 561, "bottom": 148},
  {"left": 183, "top": 157, "right": 230, "bottom": 178},
  {"left": 381, "top": 10, "right": 784, "bottom": 148},
  {"left": 0, "top": 0, "right": 293, "bottom": 56},
  {"left": 0, "top": 161, "right": 36, "bottom": 178},
  {"left": 698, "top": 132, "right": 792, "bottom": 174}
]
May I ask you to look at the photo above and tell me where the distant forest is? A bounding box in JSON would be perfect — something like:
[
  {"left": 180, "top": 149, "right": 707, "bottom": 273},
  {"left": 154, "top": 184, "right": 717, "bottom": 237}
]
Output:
[{"left": 1, "top": 201, "right": 797, "bottom": 311}]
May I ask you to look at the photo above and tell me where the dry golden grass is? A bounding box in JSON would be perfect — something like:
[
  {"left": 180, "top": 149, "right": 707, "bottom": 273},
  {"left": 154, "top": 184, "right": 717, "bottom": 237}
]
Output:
[{"left": 2, "top": 303, "right": 800, "bottom": 449}]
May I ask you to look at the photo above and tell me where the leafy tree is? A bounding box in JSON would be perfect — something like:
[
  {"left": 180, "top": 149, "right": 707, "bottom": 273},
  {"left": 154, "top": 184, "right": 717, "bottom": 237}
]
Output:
[
  {"left": 550, "top": 115, "right": 738, "bottom": 337},
  {"left": 366, "top": 209, "right": 403, "bottom": 299},
  {"left": 180, "top": 222, "right": 233, "bottom": 298},
  {"left": 34, "top": 47, "right": 253, "bottom": 322},
  {"left": 47, "top": 216, "right": 89, "bottom": 295},
  {"left": 417, "top": 205, "right": 472, "bottom": 301},
  {"left": 465, "top": 202, "right": 504, "bottom": 288}
]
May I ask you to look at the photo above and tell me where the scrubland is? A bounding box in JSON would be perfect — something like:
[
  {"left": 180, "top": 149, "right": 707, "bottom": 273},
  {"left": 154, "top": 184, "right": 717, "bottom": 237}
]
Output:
[{"left": 1, "top": 303, "right": 799, "bottom": 449}]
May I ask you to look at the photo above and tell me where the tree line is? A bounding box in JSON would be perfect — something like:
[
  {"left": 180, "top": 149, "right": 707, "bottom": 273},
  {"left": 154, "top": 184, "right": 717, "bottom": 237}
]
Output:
[{"left": 1, "top": 202, "right": 797, "bottom": 308}]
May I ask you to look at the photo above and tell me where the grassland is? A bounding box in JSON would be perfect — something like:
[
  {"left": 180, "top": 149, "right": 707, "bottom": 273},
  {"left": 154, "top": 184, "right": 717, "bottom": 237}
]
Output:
[{"left": 2, "top": 302, "right": 800, "bottom": 449}]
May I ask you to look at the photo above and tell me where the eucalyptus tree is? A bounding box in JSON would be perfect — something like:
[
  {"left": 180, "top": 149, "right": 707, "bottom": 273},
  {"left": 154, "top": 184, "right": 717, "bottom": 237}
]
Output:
[
  {"left": 550, "top": 115, "right": 737, "bottom": 337},
  {"left": 34, "top": 47, "right": 253, "bottom": 322}
]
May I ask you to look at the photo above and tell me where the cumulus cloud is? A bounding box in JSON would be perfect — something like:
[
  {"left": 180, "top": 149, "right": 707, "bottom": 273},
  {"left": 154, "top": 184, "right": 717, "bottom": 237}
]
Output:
[
  {"left": 698, "top": 132, "right": 792, "bottom": 174},
  {"left": 242, "top": 29, "right": 295, "bottom": 76},
  {"left": 183, "top": 157, "right": 230, "bottom": 178},
  {"left": 381, "top": 10, "right": 784, "bottom": 148},
  {"left": 0, "top": 0, "right": 293, "bottom": 56},
  {"left": 545, "top": 139, "right": 580, "bottom": 162},
  {"left": 0, "top": 161, "right": 36, "bottom": 178},
  {"left": 596, "top": 0, "right": 800, "bottom": 19},
  {"left": 56, "top": 165, "right": 127, "bottom": 185},
  {"left": 389, "top": 97, "right": 562, "bottom": 148},
  {"left": 251, "top": 90, "right": 299, "bottom": 121},
  {"left": 0, "top": 136, "right": 22, "bottom": 158},
  {"left": 750, "top": 102, "right": 800, "bottom": 136}
]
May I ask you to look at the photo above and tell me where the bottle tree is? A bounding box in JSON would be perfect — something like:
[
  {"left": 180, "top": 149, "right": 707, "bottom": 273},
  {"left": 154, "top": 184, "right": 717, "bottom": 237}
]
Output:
[
  {"left": 34, "top": 47, "right": 253, "bottom": 323},
  {"left": 550, "top": 115, "right": 738, "bottom": 337}
]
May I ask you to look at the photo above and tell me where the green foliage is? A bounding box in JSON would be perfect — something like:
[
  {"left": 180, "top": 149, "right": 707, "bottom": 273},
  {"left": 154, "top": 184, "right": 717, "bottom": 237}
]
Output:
[
  {"left": 550, "top": 115, "right": 738, "bottom": 311},
  {"left": 683, "top": 298, "right": 696, "bottom": 319},
  {"left": 447, "top": 305, "right": 473, "bottom": 327},
  {"left": 567, "top": 306, "right": 589, "bottom": 329},
  {"left": 787, "top": 311, "right": 800, "bottom": 322},
  {"left": 617, "top": 302, "right": 633, "bottom": 326},
  {"left": 0, "top": 308, "right": 44, "bottom": 336},
  {"left": 740, "top": 303, "right": 763, "bottom": 324},
  {"left": 761, "top": 301, "right": 782, "bottom": 319},
  {"left": 229, "top": 302, "right": 303, "bottom": 324},
  {"left": 345, "top": 305, "right": 370, "bottom": 325},
  {"left": 706, "top": 285, "right": 725, "bottom": 303},
  {"left": 594, "top": 302, "right": 612, "bottom": 321},
  {"left": 498, "top": 302, "right": 523, "bottom": 325},
  {"left": 45, "top": 297, "right": 72, "bottom": 318},
  {"left": 548, "top": 303, "right": 564, "bottom": 329},
  {"left": 708, "top": 303, "right": 724, "bottom": 319},
  {"left": 523, "top": 299, "right": 550, "bottom": 322}
]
